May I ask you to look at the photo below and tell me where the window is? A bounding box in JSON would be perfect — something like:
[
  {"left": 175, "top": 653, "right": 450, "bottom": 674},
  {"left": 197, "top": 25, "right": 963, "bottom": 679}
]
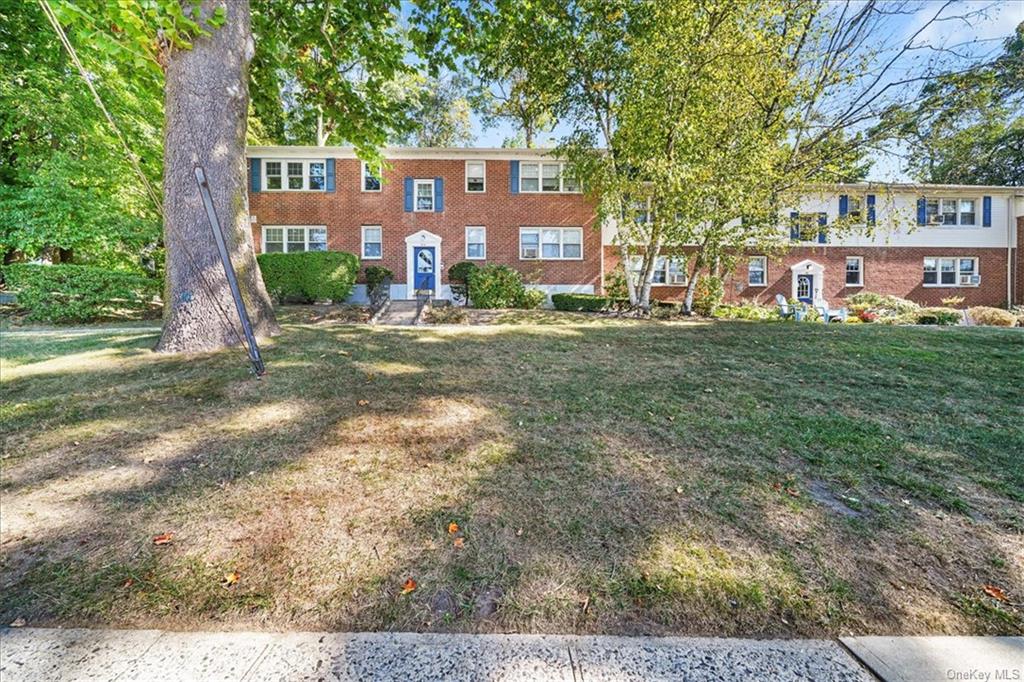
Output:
[
  {"left": 845, "top": 256, "right": 863, "bottom": 286},
  {"left": 361, "top": 226, "right": 382, "bottom": 259},
  {"left": 847, "top": 196, "right": 863, "bottom": 222},
  {"left": 466, "top": 161, "right": 485, "bottom": 192},
  {"left": 263, "top": 160, "right": 327, "bottom": 191},
  {"left": 923, "top": 257, "right": 978, "bottom": 286},
  {"left": 262, "top": 226, "right": 326, "bottom": 253},
  {"left": 362, "top": 162, "right": 381, "bottom": 192},
  {"left": 414, "top": 179, "right": 434, "bottom": 211},
  {"left": 748, "top": 256, "right": 767, "bottom": 286},
  {"left": 925, "top": 197, "right": 977, "bottom": 226},
  {"left": 520, "top": 227, "right": 582, "bottom": 260},
  {"left": 648, "top": 256, "right": 687, "bottom": 285},
  {"left": 518, "top": 162, "right": 580, "bottom": 193},
  {"left": 466, "top": 226, "right": 486, "bottom": 259},
  {"left": 790, "top": 213, "right": 825, "bottom": 241}
]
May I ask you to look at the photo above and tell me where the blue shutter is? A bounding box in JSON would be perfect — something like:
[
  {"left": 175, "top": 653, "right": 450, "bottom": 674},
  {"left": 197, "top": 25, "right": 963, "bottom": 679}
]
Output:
[
  {"left": 509, "top": 160, "right": 519, "bottom": 194},
  {"left": 982, "top": 195, "right": 992, "bottom": 227},
  {"left": 404, "top": 177, "right": 413, "bottom": 212},
  {"left": 917, "top": 198, "right": 927, "bottom": 225},
  {"left": 789, "top": 211, "right": 800, "bottom": 240},
  {"left": 325, "top": 158, "right": 335, "bottom": 192},
  {"left": 434, "top": 177, "right": 444, "bottom": 212},
  {"left": 817, "top": 213, "right": 827, "bottom": 244},
  {"left": 250, "top": 158, "right": 261, "bottom": 192},
  {"left": 838, "top": 195, "right": 849, "bottom": 217},
  {"left": 867, "top": 194, "right": 876, "bottom": 225}
]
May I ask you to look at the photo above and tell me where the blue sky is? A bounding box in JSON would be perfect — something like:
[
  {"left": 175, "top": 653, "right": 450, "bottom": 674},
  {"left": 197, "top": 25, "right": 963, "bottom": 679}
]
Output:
[{"left": 464, "top": 1, "right": 1023, "bottom": 182}]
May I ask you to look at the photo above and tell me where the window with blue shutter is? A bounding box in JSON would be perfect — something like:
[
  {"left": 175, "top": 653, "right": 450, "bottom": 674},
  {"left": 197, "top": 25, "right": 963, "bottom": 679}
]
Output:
[
  {"left": 982, "top": 196, "right": 992, "bottom": 227},
  {"left": 509, "top": 161, "right": 519, "bottom": 194},
  {"left": 250, "top": 158, "right": 261, "bottom": 192},
  {"left": 325, "top": 159, "right": 335, "bottom": 192},
  {"left": 838, "top": 195, "right": 848, "bottom": 217},
  {"left": 917, "top": 198, "right": 927, "bottom": 225},
  {"left": 867, "top": 194, "right": 876, "bottom": 225},
  {"left": 403, "top": 177, "right": 413, "bottom": 212},
  {"left": 789, "top": 211, "right": 800, "bottom": 241},
  {"left": 434, "top": 177, "right": 444, "bottom": 212},
  {"left": 818, "top": 213, "right": 827, "bottom": 243}
]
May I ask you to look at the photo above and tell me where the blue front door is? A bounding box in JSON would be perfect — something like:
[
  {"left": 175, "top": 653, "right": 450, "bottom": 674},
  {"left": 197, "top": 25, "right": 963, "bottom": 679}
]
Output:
[
  {"left": 413, "top": 246, "right": 436, "bottom": 294},
  {"left": 797, "top": 274, "right": 813, "bottom": 303}
]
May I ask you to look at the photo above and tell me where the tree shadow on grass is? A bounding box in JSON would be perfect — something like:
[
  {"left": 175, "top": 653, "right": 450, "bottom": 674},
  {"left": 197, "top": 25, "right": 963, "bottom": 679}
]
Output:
[{"left": 0, "top": 319, "right": 1021, "bottom": 636}]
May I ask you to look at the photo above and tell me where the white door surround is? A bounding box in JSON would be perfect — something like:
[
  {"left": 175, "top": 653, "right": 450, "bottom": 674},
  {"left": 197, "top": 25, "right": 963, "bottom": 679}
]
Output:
[
  {"left": 790, "top": 259, "right": 824, "bottom": 303},
  {"left": 405, "top": 229, "right": 443, "bottom": 299}
]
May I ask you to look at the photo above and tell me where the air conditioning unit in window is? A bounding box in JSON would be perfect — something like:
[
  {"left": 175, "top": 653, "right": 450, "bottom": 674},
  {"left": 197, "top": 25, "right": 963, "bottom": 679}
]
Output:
[
  {"left": 928, "top": 215, "right": 944, "bottom": 225},
  {"left": 959, "top": 274, "right": 980, "bottom": 286}
]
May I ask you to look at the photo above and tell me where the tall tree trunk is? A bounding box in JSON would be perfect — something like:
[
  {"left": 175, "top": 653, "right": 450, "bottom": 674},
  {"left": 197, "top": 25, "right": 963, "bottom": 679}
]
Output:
[{"left": 156, "top": 0, "right": 279, "bottom": 353}]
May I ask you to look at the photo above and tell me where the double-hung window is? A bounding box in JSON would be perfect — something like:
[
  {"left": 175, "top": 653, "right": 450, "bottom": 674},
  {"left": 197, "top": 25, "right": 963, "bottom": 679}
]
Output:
[
  {"left": 518, "top": 162, "right": 580, "bottom": 193},
  {"left": 263, "top": 226, "right": 327, "bottom": 253},
  {"left": 520, "top": 227, "right": 582, "bottom": 260},
  {"left": 414, "top": 179, "right": 434, "bottom": 211},
  {"left": 925, "top": 198, "right": 977, "bottom": 226},
  {"left": 845, "top": 256, "right": 863, "bottom": 286},
  {"left": 627, "top": 255, "right": 687, "bottom": 286},
  {"left": 748, "top": 256, "right": 767, "bottom": 286},
  {"left": 923, "top": 256, "right": 978, "bottom": 286},
  {"left": 847, "top": 197, "right": 863, "bottom": 222},
  {"left": 264, "top": 160, "right": 327, "bottom": 191},
  {"left": 362, "top": 162, "right": 381, "bottom": 191},
  {"left": 361, "top": 226, "right": 382, "bottom": 259},
  {"left": 466, "top": 161, "right": 485, "bottom": 192},
  {"left": 466, "top": 226, "right": 486, "bottom": 259}
]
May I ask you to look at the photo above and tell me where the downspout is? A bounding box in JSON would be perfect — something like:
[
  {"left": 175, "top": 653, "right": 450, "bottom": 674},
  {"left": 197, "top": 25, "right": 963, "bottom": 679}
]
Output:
[{"left": 1008, "top": 196, "right": 1015, "bottom": 308}]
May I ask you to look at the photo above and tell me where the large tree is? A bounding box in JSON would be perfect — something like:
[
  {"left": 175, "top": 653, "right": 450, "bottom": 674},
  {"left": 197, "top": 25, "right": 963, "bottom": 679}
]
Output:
[{"left": 50, "top": 0, "right": 425, "bottom": 352}]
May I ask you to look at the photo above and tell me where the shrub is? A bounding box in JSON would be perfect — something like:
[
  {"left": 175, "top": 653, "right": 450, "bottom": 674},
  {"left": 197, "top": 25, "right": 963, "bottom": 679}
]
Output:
[
  {"left": 968, "top": 306, "right": 1017, "bottom": 327},
  {"left": 603, "top": 265, "right": 629, "bottom": 299},
  {"left": 364, "top": 265, "right": 393, "bottom": 293},
  {"left": 257, "top": 251, "right": 358, "bottom": 303},
  {"left": 856, "top": 309, "right": 878, "bottom": 323},
  {"left": 651, "top": 301, "right": 683, "bottom": 319},
  {"left": 941, "top": 295, "right": 966, "bottom": 308},
  {"left": 552, "top": 293, "right": 610, "bottom": 312},
  {"left": 847, "top": 292, "right": 919, "bottom": 317},
  {"left": 2, "top": 263, "right": 159, "bottom": 323},
  {"left": 448, "top": 261, "right": 478, "bottom": 284},
  {"left": 692, "top": 275, "right": 724, "bottom": 316},
  {"left": 915, "top": 307, "right": 961, "bottom": 326},
  {"left": 467, "top": 265, "right": 541, "bottom": 309},
  {"left": 714, "top": 301, "right": 780, "bottom": 321}
]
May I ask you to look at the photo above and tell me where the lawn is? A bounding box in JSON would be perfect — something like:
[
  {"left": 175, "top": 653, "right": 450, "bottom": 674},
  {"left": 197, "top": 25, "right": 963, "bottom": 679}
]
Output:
[{"left": 1, "top": 309, "right": 1022, "bottom": 636}]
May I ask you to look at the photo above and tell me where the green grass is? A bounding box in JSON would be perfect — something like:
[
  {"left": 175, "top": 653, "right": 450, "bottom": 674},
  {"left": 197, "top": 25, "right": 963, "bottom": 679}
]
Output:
[{"left": 1, "top": 309, "right": 1021, "bottom": 636}]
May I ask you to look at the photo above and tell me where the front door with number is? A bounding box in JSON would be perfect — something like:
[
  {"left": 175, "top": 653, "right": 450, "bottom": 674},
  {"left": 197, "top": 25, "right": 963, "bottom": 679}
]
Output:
[
  {"left": 413, "top": 246, "right": 436, "bottom": 295},
  {"left": 796, "top": 274, "right": 814, "bottom": 303}
]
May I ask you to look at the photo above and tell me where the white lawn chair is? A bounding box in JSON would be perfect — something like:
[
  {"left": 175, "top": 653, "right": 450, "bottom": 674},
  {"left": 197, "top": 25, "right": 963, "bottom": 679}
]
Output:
[
  {"left": 814, "top": 298, "right": 847, "bottom": 323},
  {"left": 775, "top": 294, "right": 797, "bottom": 320}
]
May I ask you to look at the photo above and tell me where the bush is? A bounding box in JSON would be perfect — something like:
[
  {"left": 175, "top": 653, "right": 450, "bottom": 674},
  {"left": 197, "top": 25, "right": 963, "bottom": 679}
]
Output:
[
  {"left": 651, "top": 301, "right": 683, "bottom": 319},
  {"left": 468, "top": 265, "right": 542, "bottom": 309},
  {"left": 914, "top": 307, "right": 961, "bottom": 326},
  {"left": 2, "top": 263, "right": 159, "bottom": 323},
  {"left": 552, "top": 293, "right": 610, "bottom": 312},
  {"left": 603, "top": 265, "right": 629, "bottom": 299},
  {"left": 364, "top": 265, "right": 393, "bottom": 293},
  {"left": 847, "top": 292, "right": 919, "bottom": 317},
  {"left": 692, "top": 275, "right": 724, "bottom": 316},
  {"left": 941, "top": 295, "right": 966, "bottom": 308},
  {"left": 713, "top": 301, "right": 780, "bottom": 321},
  {"left": 448, "top": 261, "right": 478, "bottom": 284},
  {"left": 257, "top": 251, "right": 358, "bottom": 304},
  {"left": 968, "top": 306, "right": 1017, "bottom": 327}
]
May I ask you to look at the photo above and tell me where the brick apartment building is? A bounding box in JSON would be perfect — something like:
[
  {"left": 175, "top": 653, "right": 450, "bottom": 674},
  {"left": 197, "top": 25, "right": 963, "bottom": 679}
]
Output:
[{"left": 246, "top": 146, "right": 1024, "bottom": 308}]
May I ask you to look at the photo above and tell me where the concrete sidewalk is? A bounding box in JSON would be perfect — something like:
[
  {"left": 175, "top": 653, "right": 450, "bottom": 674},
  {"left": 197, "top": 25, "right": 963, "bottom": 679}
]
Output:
[{"left": 1, "top": 628, "right": 873, "bottom": 681}]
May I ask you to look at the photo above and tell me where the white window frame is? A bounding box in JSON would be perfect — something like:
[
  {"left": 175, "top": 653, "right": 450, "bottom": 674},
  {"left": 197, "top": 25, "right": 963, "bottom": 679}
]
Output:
[
  {"left": 923, "top": 256, "right": 978, "bottom": 287},
  {"left": 465, "top": 226, "right": 486, "bottom": 260},
  {"left": 518, "top": 162, "right": 582, "bottom": 194},
  {"left": 413, "top": 179, "right": 434, "bottom": 212},
  {"left": 924, "top": 197, "right": 979, "bottom": 227},
  {"left": 626, "top": 255, "right": 687, "bottom": 286},
  {"left": 465, "top": 161, "right": 486, "bottom": 193},
  {"left": 846, "top": 196, "right": 865, "bottom": 223},
  {"left": 519, "top": 227, "right": 583, "bottom": 261},
  {"left": 361, "top": 162, "right": 382, "bottom": 192},
  {"left": 263, "top": 159, "right": 327, "bottom": 192},
  {"left": 845, "top": 256, "right": 864, "bottom": 287},
  {"left": 748, "top": 256, "right": 767, "bottom": 287},
  {"left": 361, "top": 225, "right": 383, "bottom": 260},
  {"left": 261, "top": 225, "right": 327, "bottom": 253}
]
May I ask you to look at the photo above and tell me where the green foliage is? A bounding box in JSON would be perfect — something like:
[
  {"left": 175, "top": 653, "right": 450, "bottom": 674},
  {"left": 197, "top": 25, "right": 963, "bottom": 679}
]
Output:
[
  {"left": 968, "top": 306, "right": 1018, "bottom": 327},
  {"left": 2, "top": 264, "right": 159, "bottom": 323},
  {"left": 847, "top": 292, "right": 920, "bottom": 318},
  {"left": 363, "top": 265, "right": 394, "bottom": 293},
  {"left": 915, "top": 307, "right": 962, "bottom": 326},
  {"left": 603, "top": 265, "right": 628, "bottom": 300},
  {"left": 448, "top": 261, "right": 479, "bottom": 284},
  {"left": 692, "top": 275, "right": 724, "bottom": 317},
  {"left": 714, "top": 301, "right": 781, "bottom": 321},
  {"left": 391, "top": 73, "right": 475, "bottom": 147},
  {"left": 552, "top": 293, "right": 614, "bottom": 312},
  {"left": 256, "top": 252, "right": 358, "bottom": 304},
  {"left": 467, "top": 265, "right": 542, "bottom": 309}
]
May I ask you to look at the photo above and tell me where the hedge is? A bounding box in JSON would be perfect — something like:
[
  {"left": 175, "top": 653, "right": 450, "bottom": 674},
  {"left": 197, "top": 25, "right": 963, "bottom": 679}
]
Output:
[
  {"left": 552, "top": 293, "right": 619, "bottom": 312},
  {"left": 968, "top": 306, "right": 1018, "bottom": 327},
  {"left": 467, "top": 265, "right": 544, "bottom": 309},
  {"left": 256, "top": 251, "right": 358, "bottom": 303},
  {"left": 2, "top": 263, "right": 160, "bottom": 323},
  {"left": 914, "top": 306, "right": 961, "bottom": 326}
]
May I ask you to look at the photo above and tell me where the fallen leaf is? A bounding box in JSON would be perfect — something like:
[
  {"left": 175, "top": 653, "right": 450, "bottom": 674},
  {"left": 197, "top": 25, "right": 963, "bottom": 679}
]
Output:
[
  {"left": 786, "top": 488, "right": 799, "bottom": 497},
  {"left": 222, "top": 571, "right": 240, "bottom": 587},
  {"left": 675, "top": 486, "right": 683, "bottom": 494},
  {"left": 772, "top": 482, "right": 782, "bottom": 491},
  {"left": 401, "top": 577, "right": 417, "bottom": 594},
  {"left": 983, "top": 584, "right": 1009, "bottom": 602},
  {"left": 122, "top": 578, "right": 134, "bottom": 589},
  {"left": 152, "top": 532, "right": 174, "bottom": 546},
  {"left": 357, "top": 400, "right": 370, "bottom": 406},
  {"left": 9, "top": 618, "right": 26, "bottom": 627},
  {"left": 448, "top": 522, "right": 459, "bottom": 535},
  {"left": 338, "top": 350, "right": 350, "bottom": 356},
  {"left": 515, "top": 528, "right": 523, "bottom": 536},
  {"left": 453, "top": 537, "right": 465, "bottom": 549}
]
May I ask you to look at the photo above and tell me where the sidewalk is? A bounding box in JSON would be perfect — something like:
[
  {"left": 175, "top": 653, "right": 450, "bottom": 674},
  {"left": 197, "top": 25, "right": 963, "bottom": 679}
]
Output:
[{"left": 1, "top": 628, "right": 1020, "bottom": 681}]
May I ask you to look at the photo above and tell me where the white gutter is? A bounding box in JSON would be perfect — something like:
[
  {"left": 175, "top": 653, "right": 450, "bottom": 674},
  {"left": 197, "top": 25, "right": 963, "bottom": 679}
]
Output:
[{"left": 1008, "top": 196, "right": 1014, "bottom": 308}]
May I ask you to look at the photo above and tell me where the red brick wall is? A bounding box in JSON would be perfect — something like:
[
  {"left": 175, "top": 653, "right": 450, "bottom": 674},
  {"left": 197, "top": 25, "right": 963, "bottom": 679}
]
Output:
[
  {"left": 603, "top": 245, "right": 1012, "bottom": 307},
  {"left": 248, "top": 158, "right": 600, "bottom": 291}
]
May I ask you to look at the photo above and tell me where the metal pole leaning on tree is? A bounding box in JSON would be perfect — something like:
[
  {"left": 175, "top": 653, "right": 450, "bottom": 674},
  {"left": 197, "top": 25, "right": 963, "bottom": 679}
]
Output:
[{"left": 193, "top": 166, "right": 266, "bottom": 377}]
